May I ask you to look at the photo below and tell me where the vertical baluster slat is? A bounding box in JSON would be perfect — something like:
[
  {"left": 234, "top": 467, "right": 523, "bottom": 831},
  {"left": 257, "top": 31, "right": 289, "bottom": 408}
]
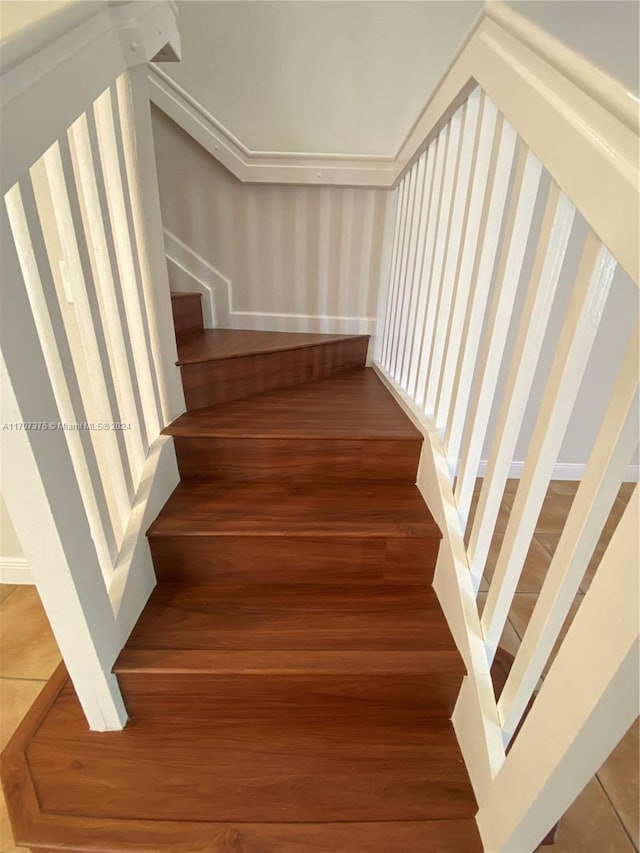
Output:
[
  {"left": 400, "top": 149, "right": 432, "bottom": 389},
  {"left": 435, "top": 94, "right": 498, "bottom": 433},
  {"left": 381, "top": 179, "right": 406, "bottom": 369},
  {"left": 445, "top": 115, "right": 518, "bottom": 478},
  {"left": 5, "top": 180, "right": 116, "bottom": 581},
  {"left": 392, "top": 158, "right": 425, "bottom": 381},
  {"left": 481, "top": 234, "right": 617, "bottom": 663},
  {"left": 407, "top": 131, "right": 446, "bottom": 399},
  {"left": 69, "top": 110, "right": 148, "bottom": 483},
  {"left": 455, "top": 144, "right": 543, "bottom": 526},
  {"left": 389, "top": 169, "right": 416, "bottom": 375},
  {"left": 49, "top": 137, "right": 133, "bottom": 521},
  {"left": 93, "top": 85, "right": 162, "bottom": 443},
  {"left": 424, "top": 89, "right": 481, "bottom": 418},
  {"left": 415, "top": 111, "right": 463, "bottom": 412},
  {"left": 466, "top": 185, "right": 576, "bottom": 591},
  {"left": 497, "top": 325, "right": 638, "bottom": 742}
]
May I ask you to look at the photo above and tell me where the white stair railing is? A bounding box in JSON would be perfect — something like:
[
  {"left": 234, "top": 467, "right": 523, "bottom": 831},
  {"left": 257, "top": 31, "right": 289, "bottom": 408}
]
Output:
[
  {"left": 374, "top": 5, "right": 639, "bottom": 851},
  {"left": 0, "top": 1, "right": 184, "bottom": 730}
]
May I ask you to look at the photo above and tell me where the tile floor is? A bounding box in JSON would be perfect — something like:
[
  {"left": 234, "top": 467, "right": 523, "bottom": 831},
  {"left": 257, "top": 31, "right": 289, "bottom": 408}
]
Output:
[{"left": 0, "top": 479, "right": 637, "bottom": 852}]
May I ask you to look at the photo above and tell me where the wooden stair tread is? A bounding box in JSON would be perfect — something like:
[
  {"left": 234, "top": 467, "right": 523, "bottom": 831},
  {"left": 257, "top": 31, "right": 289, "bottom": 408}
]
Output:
[
  {"left": 165, "top": 367, "right": 422, "bottom": 440},
  {"left": 116, "top": 583, "right": 461, "bottom": 659},
  {"left": 26, "top": 681, "right": 477, "bottom": 825},
  {"left": 176, "top": 328, "right": 369, "bottom": 366},
  {"left": 147, "top": 481, "right": 441, "bottom": 538}
]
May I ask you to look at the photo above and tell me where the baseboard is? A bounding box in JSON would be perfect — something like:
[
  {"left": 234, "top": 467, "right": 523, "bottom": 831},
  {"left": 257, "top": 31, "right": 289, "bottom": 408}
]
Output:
[
  {"left": 164, "top": 227, "right": 376, "bottom": 336},
  {"left": 476, "top": 461, "right": 640, "bottom": 483},
  {"left": 0, "top": 557, "right": 32, "bottom": 584}
]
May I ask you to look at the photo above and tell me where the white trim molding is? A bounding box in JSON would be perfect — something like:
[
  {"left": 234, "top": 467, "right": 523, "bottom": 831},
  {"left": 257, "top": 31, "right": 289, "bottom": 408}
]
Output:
[
  {"left": 0, "top": 556, "right": 32, "bottom": 585},
  {"left": 476, "top": 461, "right": 640, "bottom": 483},
  {"left": 164, "top": 228, "right": 377, "bottom": 336}
]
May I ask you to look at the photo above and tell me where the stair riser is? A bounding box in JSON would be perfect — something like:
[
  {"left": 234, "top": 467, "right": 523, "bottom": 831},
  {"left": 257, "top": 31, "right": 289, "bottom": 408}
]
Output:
[
  {"left": 174, "top": 437, "right": 421, "bottom": 482},
  {"left": 149, "top": 536, "right": 439, "bottom": 584},
  {"left": 117, "top": 673, "right": 464, "bottom": 721},
  {"left": 181, "top": 338, "right": 369, "bottom": 410},
  {"left": 171, "top": 294, "right": 203, "bottom": 342}
]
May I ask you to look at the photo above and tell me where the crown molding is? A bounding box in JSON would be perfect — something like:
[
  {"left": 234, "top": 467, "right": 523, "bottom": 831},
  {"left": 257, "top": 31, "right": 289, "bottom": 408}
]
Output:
[{"left": 148, "top": 1, "right": 638, "bottom": 190}]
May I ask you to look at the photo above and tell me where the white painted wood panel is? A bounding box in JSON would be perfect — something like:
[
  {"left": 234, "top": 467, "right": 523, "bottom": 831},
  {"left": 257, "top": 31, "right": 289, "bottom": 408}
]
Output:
[
  {"left": 434, "top": 94, "right": 498, "bottom": 435},
  {"left": 481, "top": 234, "right": 617, "bottom": 662},
  {"left": 446, "top": 116, "right": 517, "bottom": 480},
  {"left": 455, "top": 145, "right": 543, "bottom": 526},
  {"left": 477, "top": 488, "right": 639, "bottom": 852},
  {"left": 498, "top": 324, "right": 638, "bottom": 742},
  {"left": 415, "top": 110, "right": 462, "bottom": 411},
  {"left": 5, "top": 180, "right": 116, "bottom": 581},
  {"left": 406, "top": 130, "right": 447, "bottom": 399},
  {"left": 423, "top": 90, "right": 481, "bottom": 417},
  {"left": 399, "top": 150, "right": 431, "bottom": 389},
  {"left": 467, "top": 185, "right": 576, "bottom": 592},
  {"left": 68, "top": 110, "right": 147, "bottom": 481}
]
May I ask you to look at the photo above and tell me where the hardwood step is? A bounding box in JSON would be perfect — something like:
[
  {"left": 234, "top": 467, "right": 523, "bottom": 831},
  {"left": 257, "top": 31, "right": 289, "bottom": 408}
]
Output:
[
  {"left": 28, "top": 678, "right": 476, "bottom": 826},
  {"left": 115, "top": 582, "right": 465, "bottom": 717},
  {"left": 165, "top": 367, "right": 422, "bottom": 481},
  {"left": 176, "top": 328, "right": 369, "bottom": 409},
  {"left": 170, "top": 291, "right": 203, "bottom": 342},
  {"left": 147, "top": 481, "right": 441, "bottom": 583}
]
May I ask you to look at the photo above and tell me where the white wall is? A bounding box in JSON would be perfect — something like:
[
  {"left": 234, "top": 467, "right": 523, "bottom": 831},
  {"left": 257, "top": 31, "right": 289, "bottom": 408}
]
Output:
[
  {"left": 0, "top": 1, "right": 72, "bottom": 40},
  {"left": 505, "top": 0, "right": 639, "bottom": 93},
  {"left": 162, "top": 1, "right": 482, "bottom": 158},
  {"left": 152, "top": 107, "right": 395, "bottom": 334}
]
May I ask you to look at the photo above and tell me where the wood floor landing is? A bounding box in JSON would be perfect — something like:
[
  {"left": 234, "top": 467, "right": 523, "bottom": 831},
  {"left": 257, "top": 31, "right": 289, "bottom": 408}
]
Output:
[{"left": 164, "top": 368, "right": 422, "bottom": 439}]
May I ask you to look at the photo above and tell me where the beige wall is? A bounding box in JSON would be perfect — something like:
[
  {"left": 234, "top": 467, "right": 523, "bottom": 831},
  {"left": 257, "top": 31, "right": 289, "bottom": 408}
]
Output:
[
  {"left": 0, "top": 494, "right": 24, "bottom": 559},
  {"left": 152, "top": 107, "right": 394, "bottom": 332},
  {"left": 164, "top": 1, "right": 482, "bottom": 158},
  {"left": 0, "top": 1, "right": 72, "bottom": 39}
]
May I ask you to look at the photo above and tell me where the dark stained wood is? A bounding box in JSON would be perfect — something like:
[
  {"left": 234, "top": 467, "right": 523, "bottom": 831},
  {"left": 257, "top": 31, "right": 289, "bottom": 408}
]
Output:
[
  {"left": 170, "top": 292, "right": 203, "bottom": 343},
  {"left": 174, "top": 435, "right": 421, "bottom": 481},
  {"left": 148, "top": 481, "right": 440, "bottom": 538},
  {"left": 147, "top": 481, "right": 440, "bottom": 583},
  {"left": 165, "top": 368, "right": 422, "bottom": 439},
  {"left": 28, "top": 681, "right": 476, "bottom": 825},
  {"left": 166, "top": 367, "right": 423, "bottom": 481},
  {"left": 177, "top": 328, "right": 369, "bottom": 365},
  {"left": 120, "top": 583, "right": 459, "bottom": 653},
  {"left": 149, "top": 533, "right": 439, "bottom": 584},
  {"left": 0, "top": 332, "right": 483, "bottom": 852},
  {"left": 180, "top": 336, "right": 369, "bottom": 409}
]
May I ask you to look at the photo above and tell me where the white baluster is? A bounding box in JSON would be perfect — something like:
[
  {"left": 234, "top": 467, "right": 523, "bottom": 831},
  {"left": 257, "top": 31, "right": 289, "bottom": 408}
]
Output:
[
  {"left": 400, "top": 149, "right": 432, "bottom": 390},
  {"left": 415, "top": 109, "right": 463, "bottom": 412},
  {"left": 5, "top": 180, "right": 116, "bottom": 581},
  {"left": 68, "top": 109, "right": 147, "bottom": 484},
  {"left": 445, "top": 116, "right": 517, "bottom": 474},
  {"left": 482, "top": 234, "right": 617, "bottom": 663},
  {"left": 498, "top": 325, "right": 638, "bottom": 742},
  {"left": 424, "top": 89, "right": 481, "bottom": 418},
  {"left": 467, "top": 185, "right": 576, "bottom": 592},
  {"left": 435, "top": 94, "right": 498, "bottom": 434},
  {"left": 406, "top": 130, "right": 447, "bottom": 399},
  {"left": 477, "top": 489, "right": 639, "bottom": 853},
  {"left": 455, "top": 145, "right": 543, "bottom": 526}
]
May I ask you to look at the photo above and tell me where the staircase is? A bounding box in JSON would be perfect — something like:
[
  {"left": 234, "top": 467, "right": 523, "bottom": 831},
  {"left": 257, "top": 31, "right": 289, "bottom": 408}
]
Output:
[{"left": 3, "top": 293, "right": 481, "bottom": 851}]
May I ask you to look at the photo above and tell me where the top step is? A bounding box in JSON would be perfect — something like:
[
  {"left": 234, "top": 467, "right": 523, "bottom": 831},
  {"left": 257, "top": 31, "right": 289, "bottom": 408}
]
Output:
[
  {"left": 176, "top": 328, "right": 369, "bottom": 367},
  {"left": 170, "top": 292, "right": 203, "bottom": 343},
  {"left": 175, "top": 327, "right": 370, "bottom": 410}
]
